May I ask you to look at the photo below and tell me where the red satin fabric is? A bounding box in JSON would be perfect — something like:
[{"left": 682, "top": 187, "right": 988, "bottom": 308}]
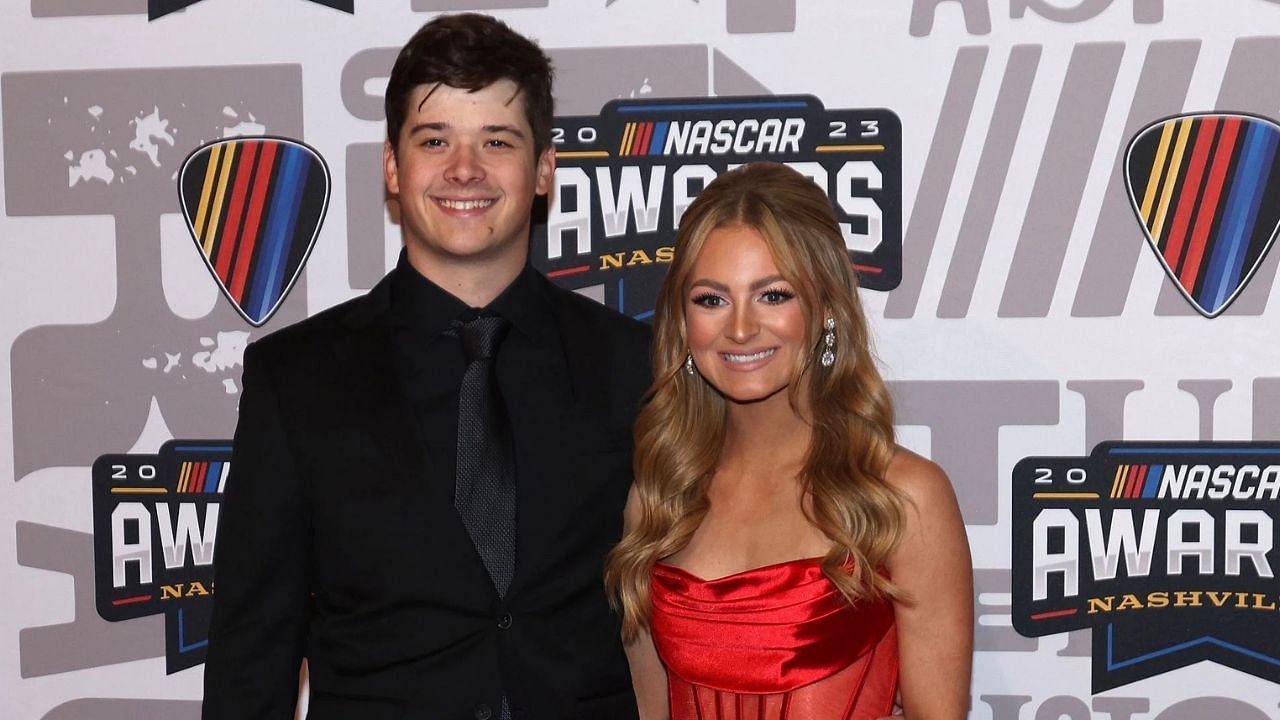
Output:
[{"left": 651, "top": 558, "right": 898, "bottom": 720}]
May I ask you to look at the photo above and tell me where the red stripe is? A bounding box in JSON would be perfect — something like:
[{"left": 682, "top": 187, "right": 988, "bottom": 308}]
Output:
[
  {"left": 1129, "top": 465, "right": 1147, "bottom": 499},
  {"left": 214, "top": 141, "right": 260, "bottom": 281},
  {"left": 1030, "top": 608, "right": 1078, "bottom": 620},
  {"left": 193, "top": 462, "right": 207, "bottom": 493},
  {"left": 546, "top": 265, "right": 591, "bottom": 278},
  {"left": 637, "top": 122, "right": 654, "bottom": 156},
  {"left": 1163, "top": 118, "right": 1217, "bottom": 271},
  {"left": 230, "top": 142, "right": 279, "bottom": 302},
  {"left": 112, "top": 595, "right": 152, "bottom": 606},
  {"left": 851, "top": 263, "right": 884, "bottom": 274},
  {"left": 632, "top": 123, "right": 649, "bottom": 155},
  {"left": 1181, "top": 118, "right": 1241, "bottom": 290}
]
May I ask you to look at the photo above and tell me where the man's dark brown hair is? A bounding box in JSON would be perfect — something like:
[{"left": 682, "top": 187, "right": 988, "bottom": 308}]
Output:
[{"left": 384, "top": 13, "right": 554, "bottom": 155}]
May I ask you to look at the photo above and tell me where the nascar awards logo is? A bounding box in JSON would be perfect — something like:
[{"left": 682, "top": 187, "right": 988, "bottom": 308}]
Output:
[
  {"left": 1012, "top": 442, "right": 1280, "bottom": 691},
  {"left": 92, "top": 440, "right": 229, "bottom": 673},
  {"left": 532, "top": 95, "right": 902, "bottom": 319}
]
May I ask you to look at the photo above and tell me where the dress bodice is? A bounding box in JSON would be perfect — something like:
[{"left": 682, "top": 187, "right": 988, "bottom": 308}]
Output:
[{"left": 650, "top": 557, "right": 898, "bottom": 720}]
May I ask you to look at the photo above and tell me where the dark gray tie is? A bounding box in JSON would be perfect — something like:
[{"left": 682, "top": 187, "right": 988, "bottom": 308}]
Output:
[{"left": 454, "top": 314, "right": 517, "bottom": 597}]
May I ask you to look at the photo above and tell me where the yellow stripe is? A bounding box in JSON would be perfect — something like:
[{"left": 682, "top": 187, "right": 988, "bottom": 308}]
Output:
[
  {"left": 203, "top": 142, "right": 238, "bottom": 254},
  {"left": 815, "top": 144, "right": 886, "bottom": 153},
  {"left": 179, "top": 463, "right": 191, "bottom": 493},
  {"left": 193, "top": 144, "right": 223, "bottom": 245},
  {"left": 619, "top": 123, "right": 635, "bottom": 156},
  {"left": 1139, "top": 122, "right": 1177, "bottom": 223},
  {"left": 1032, "top": 492, "right": 1100, "bottom": 499},
  {"left": 111, "top": 487, "right": 168, "bottom": 494},
  {"left": 1110, "top": 465, "right": 1126, "bottom": 498},
  {"left": 557, "top": 151, "right": 611, "bottom": 159},
  {"left": 1149, "top": 118, "right": 1193, "bottom": 243}
]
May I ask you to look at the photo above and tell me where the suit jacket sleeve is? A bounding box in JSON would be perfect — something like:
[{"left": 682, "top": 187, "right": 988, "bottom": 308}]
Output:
[{"left": 202, "top": 341, "right": 309, "bottom": 720}]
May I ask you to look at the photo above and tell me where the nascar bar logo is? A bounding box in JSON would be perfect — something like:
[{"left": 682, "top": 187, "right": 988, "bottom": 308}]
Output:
[
  {"left": 1012, "top": 442, "right": 1280, "bottom": 691},
  {"left": 92, "top": 440, "right": 229, "bottom": 673},
  {"left": 178, "top": 137, "right": 330, "bottom": 327},
  {"left": 531, "top": 95, "right": 901, "bottom": 319},
  {"left": 1124, "top": 113, "right": 1280, "bottom": 318}
]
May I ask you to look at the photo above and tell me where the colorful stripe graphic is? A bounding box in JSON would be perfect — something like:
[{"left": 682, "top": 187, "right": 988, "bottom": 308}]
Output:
[
  {"left": 179, "top": 137, "right": 330, "bottom": 326},
  {"left": 1108, "top": 463, "right": 1163, "bottom": 499},
  {"left": 1126, "top": 113, "right": 1280, "bottom": 317},
  {"left": 175, "top": 460, "right": 230, "bottom": 493},
  {"left": 617, "top": 121, "right": 670, "bottom": 156}
]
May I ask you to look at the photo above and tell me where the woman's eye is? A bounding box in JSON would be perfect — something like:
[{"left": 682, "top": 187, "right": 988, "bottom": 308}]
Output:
[
  {"left": 761, "top": 289, "right": 795, "bottom": 304},
  {"left": 691, "top": 293, "right": 725, "bottom": 308}
]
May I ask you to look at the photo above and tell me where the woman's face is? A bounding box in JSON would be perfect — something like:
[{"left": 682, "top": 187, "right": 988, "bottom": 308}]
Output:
[{"left": 684, "top": 223, "right": 810, "bottom": 405}]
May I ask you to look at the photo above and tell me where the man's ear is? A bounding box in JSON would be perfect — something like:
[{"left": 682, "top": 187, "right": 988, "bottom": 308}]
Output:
[
  {"left": 534, "top": 145, "right": 556, "bottom": 196},
  {"left": 383, "top": 139, "right": 399, "bottom": 195}
]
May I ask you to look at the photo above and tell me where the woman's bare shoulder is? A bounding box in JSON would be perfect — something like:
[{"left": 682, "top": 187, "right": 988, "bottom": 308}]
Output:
[{"left": 884, "top": 446, "right": 954, "bottom": 508}]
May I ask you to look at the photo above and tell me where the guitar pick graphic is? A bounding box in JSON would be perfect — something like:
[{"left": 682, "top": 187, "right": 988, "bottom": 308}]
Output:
[
  {"left": 178, "top": 137, "right": 330, "bottom": 326},
  {"left": 1125, "top": 113, "right": 1280, "bottom": 317}
]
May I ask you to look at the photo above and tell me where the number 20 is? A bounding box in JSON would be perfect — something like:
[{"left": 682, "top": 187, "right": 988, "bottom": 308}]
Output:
[
  {"left": 111, "top": 463, "right": 156, "bottom": 481},
  {"left": 551, "top": 126, "right": 597, "bottom": 145},
  {"left": 1033, "top": 467, "right": 1086, "bottom": 484}
]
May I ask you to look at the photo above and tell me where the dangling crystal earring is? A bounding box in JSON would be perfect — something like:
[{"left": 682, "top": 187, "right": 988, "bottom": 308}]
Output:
[
  {"left": 685, "top": 352, "right": 696, "bottom": 375},
  {"left": 820, "top": 318, "right": 836, "bottom": 368}
]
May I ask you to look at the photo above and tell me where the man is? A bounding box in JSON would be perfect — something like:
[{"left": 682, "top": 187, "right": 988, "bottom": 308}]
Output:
[{"left": 202, "top": 14, "right": 648, "bottom": 720}]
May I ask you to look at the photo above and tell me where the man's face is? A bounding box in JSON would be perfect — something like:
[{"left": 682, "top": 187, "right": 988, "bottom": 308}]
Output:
[{"left": 384, "top": 80, "right": 554, "bottom": 277}]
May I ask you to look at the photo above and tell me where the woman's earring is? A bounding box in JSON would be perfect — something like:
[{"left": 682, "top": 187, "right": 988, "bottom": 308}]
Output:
[
  {"left": 685, "top": 352, "right": 696, "bottom": 375},
  {"left": 820, "top": 318, "right": 836, "bottom": 368}
]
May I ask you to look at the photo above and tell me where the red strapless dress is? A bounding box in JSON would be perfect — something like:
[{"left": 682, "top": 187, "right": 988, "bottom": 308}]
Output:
[{"left": 650, "top": 558, "right": 898, "bottom": 720}]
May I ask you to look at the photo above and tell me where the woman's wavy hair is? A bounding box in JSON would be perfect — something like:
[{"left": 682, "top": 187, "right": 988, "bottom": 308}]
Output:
[{"left": 605, "top": 162, "right": 904, "bottom": 641}]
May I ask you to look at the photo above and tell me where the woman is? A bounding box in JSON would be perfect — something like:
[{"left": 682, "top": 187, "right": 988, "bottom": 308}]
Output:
[{"left": 605, "top": 163, "right": 972, "bottom": 720}]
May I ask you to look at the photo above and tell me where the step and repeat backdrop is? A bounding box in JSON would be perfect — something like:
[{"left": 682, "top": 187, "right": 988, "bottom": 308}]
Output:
[{"left": 4, "top": 1, "right": 1280, "bottom": 718}]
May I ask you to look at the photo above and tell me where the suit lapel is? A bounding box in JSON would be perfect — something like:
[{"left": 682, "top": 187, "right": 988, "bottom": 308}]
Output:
[
  {"left": 333, "top": 279, "right": 492, "bottom": 588},
  {"left": 332, "top": 280, "right": 427, "bottom": 491},
  {"left": 505, "top": 286, "right": 620, "bottom": 594}
]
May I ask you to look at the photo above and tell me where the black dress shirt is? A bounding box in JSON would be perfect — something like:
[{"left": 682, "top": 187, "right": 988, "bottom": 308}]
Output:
[{"left": 388, "top": 251, "right": 564, "bottom": 551}]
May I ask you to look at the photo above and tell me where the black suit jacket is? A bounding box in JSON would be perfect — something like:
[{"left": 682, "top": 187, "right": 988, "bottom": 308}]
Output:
[{"left": 202, "top": 269, "right": 650, "bottom": 720}]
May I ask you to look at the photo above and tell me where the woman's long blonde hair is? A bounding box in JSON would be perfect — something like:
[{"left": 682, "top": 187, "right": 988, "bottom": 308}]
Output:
[{"left": 604, "top": 162, "right": 904, "bottom": 641}]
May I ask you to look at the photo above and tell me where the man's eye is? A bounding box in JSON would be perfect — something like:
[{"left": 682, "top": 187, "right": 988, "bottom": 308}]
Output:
[{"left": 420, "top": 137, "right": 445, "bottom": 147}]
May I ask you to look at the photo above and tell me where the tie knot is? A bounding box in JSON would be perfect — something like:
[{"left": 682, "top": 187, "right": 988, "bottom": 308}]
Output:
[{"left": 458, "top": 314, "right": 509, "bottom": 362}]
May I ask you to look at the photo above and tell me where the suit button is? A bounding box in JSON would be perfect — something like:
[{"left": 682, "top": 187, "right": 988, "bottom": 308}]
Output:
[
  {"left": 474, "top": 704, "right": 492, "bottom": 720},
  {"left": 497, "top": 613, "right": 513, "bottom": 630}
]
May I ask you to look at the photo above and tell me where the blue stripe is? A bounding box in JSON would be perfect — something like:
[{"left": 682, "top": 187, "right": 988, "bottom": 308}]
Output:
[
  {"left": 1222, "top": 127, "right": 1279, "bottom": 300},
  {"left": 618, "top": 277, "right": 625, "bottom": 314},
  {"left": 1109, "top": 447, "right": 1280, "bottom": 455},
  {"left": 263, "top": 152, "right": 311, "bottom": 310},
  {"left": 251, "top": 145, "right": 303, "bottom": 320},
  {"left": 1107, "top": 624, "right": 1280, "bottom": 670},
  {"left": 648, "top": 121, "right": 669, "bottom": 155},
  {"left": 177, "top": 608, "right": 210, "bottom": 653},
  {"left": 1141, "top": 464, "right": 1162, "bottom": 498},
  {"left": 633, "top": 309, "right": 655, "bottom": 321},
  {"left": 617, "top": 101, "right": 807, "bottom": 113},
  {"left": 205, "top": 462, "right": 222, "bottom": 493},
  {"left": 1202, "top": 122, "right": 1270, "bottom": 312}
]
